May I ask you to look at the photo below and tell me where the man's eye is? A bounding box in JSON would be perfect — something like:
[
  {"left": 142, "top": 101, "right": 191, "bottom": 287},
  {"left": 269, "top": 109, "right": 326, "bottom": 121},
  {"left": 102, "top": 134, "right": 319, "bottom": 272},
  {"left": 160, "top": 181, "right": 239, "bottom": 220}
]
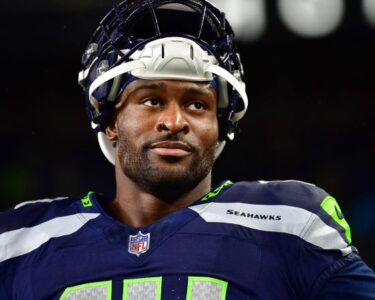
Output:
[
  {"left": 143, "top": 98, "right": 160, "bottom": 107},
  {"left": 188, "top": 102, "right": 205, "bottom": 110}
]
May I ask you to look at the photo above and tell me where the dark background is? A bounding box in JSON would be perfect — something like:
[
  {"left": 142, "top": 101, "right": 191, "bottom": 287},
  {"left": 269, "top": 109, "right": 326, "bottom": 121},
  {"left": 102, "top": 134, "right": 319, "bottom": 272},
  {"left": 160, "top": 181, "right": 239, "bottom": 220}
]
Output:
[{"left": 1, "top": 1, "right": 374, "bottom": 268}]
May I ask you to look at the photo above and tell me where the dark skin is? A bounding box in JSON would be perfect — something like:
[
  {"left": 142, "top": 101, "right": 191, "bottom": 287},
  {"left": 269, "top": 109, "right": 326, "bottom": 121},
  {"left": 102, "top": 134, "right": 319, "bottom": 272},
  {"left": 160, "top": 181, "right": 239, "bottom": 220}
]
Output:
[{"left": 105, "top": 79, "right": 219, "bottom": 227}]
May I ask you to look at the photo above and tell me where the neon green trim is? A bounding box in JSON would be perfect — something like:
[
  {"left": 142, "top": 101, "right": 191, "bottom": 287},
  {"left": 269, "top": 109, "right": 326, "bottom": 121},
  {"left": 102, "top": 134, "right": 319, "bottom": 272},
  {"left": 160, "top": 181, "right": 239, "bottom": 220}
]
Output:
[
  {"left": 201, "top": 180, "right": 233, "bottom": 201},
  {"left": 60, "top": 280, "right": 112, "bottom": 300},
  {"left": 123, "top": 277, "right": 162, "bottom": 300},
  {"left": 320, "top": 195, "right": 352, "bottom": 244},
  {"left": 186, "top": 276, "right": 228, "bottom": 300},
  {"left": 81, "top": 191, "right": 94, "bottom": 208}
]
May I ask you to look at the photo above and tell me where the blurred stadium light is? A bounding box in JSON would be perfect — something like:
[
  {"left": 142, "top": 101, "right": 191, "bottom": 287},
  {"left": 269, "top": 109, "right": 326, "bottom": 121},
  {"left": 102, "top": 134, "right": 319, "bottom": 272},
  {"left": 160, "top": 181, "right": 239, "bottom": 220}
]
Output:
[
  {"left": 277, "top": 0, "right": 345, "bottom": 38},
  {"left": 2, "top": 0, "right": 375, "bottom": 39},
  {"left": 210, "top": 0, "right": 266, "bottom": 42},
  {"left": 363, "top": 0, "right": 375, "bottom": 27}
]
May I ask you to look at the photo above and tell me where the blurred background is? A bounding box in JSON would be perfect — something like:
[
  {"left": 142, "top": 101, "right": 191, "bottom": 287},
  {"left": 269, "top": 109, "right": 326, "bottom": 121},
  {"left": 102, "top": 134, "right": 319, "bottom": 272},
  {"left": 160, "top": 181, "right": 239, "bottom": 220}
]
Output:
[{"left": 0, "top": 0, "right": 374, "bottom": 268}]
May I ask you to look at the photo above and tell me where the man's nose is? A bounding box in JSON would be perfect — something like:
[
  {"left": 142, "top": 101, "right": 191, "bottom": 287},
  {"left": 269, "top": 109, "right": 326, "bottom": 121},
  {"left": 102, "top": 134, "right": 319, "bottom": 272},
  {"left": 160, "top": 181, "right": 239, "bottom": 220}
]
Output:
[{"left": 156, "top": 103, "right": 189, "bottom": 134}]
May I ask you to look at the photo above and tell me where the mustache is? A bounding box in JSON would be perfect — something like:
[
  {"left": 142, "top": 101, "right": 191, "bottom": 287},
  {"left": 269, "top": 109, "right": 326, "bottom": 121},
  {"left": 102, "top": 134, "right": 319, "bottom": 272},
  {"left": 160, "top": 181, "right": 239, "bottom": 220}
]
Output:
[{"left": 143, "top": 134, "right": 197, "bottom": 152}]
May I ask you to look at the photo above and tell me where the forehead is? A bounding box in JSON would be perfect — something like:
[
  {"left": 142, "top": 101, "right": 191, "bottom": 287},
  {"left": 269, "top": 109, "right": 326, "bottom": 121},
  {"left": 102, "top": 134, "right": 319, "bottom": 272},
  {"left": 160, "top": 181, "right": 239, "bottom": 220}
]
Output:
[{"left": 121, "top": 79, "right": 217, "bottom": 99}]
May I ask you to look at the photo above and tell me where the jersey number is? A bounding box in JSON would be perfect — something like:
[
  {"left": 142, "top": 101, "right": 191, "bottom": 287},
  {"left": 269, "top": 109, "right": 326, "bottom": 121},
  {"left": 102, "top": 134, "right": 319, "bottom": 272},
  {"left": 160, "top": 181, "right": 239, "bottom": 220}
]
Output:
[{"left": 60, "top": 276, "right": 228, "bottom": 300}]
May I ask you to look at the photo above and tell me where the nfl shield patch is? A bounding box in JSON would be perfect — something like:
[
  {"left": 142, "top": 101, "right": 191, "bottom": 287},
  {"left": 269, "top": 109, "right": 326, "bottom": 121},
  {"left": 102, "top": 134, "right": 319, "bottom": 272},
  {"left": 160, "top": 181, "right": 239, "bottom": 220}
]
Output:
[{"left": 128, "top": 231, "right": 150, "bottom": 256}]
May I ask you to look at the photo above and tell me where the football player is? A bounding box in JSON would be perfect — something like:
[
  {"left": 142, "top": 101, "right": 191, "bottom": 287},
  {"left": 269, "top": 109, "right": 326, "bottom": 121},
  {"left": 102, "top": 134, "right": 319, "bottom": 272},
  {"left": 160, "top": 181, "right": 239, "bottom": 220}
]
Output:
[{"left": 1, "top": 0, "right": 375, "bottom": 299}]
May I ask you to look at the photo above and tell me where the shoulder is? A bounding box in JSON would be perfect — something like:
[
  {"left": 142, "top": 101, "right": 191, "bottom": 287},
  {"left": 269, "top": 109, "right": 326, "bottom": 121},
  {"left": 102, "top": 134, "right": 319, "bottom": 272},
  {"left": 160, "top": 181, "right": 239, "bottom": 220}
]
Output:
[
  {"left": 0, "top": 192, "right": 100, "bottom": 264},
  {"left": 225, "top": 179, "right": 328, "bottom": 211},
  {"left": 193, "top": 179, "right": 353, "bottom": 253},
  {"left": 223, "top": 180, "right": 348, "bottom": 227},
  {"left": 0, "top": 195, "right": 79, "bottom": 234},
  {"left": 191, "top": 179, "right": 360, "bottom": 294}
]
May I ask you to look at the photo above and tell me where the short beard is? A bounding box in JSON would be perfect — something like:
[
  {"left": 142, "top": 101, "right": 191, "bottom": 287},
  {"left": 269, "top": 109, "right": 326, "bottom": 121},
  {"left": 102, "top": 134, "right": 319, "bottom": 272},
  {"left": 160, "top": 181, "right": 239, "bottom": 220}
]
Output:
[{"left": 117, "top": 133, "right": 216, "bottom": 199}]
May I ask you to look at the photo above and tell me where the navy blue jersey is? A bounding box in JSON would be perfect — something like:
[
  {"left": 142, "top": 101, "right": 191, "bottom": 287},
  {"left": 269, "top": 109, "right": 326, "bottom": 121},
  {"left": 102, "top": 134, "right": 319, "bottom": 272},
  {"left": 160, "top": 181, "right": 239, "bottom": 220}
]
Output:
[{"left": 1, "top": 180, "right": 375, "bottom": 299}]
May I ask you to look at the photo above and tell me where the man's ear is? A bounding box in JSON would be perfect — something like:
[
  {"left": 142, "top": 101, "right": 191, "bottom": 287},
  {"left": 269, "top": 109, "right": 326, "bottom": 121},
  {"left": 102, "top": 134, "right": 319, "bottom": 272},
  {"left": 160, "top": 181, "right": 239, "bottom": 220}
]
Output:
[{"left": 105, "top": 119, "right": 118, "bottom": 141}]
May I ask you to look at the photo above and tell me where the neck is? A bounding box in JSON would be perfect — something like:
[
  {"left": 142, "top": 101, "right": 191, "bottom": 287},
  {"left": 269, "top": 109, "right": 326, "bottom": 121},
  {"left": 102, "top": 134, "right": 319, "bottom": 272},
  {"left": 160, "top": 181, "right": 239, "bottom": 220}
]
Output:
[{"left": 107, "top": 163, "right": 212, "bottom": 228}]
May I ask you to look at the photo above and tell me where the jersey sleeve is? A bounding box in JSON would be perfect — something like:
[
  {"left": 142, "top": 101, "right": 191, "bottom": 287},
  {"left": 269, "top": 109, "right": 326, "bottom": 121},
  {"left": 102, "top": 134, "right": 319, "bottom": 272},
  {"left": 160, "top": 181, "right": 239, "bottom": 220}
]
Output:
[
  {"left": 256, "top": 179, "right": 353, "bottom": 252},
  {"left": 253, "top": 180, "right": 372, "bottom": 297},
  {"left": 316, "top": 260, "right": 375, "bottom": 299},
  {"left": 279, "top": 181, "right": 375, "bottom": 298},
  {"left": 0, "top": 281, "right": 9, "bottom": 300}
]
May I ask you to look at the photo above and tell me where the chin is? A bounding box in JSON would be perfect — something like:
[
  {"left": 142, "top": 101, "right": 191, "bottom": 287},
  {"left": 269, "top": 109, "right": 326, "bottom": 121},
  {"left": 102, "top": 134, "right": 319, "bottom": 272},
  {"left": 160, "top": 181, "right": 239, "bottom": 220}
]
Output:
[
  {"left": 131, "top": 163, "right": 207, "bottom": 196},
  {"left": 118, "top": 144, "right": 215, "bottom": 195}
]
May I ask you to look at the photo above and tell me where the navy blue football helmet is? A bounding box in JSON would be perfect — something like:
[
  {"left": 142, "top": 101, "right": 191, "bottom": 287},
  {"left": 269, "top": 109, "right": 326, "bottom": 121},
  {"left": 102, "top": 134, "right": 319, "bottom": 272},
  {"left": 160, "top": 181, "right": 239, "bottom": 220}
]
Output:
[{"left": 79, "top": 0, "right": 248, "bottom": 164}]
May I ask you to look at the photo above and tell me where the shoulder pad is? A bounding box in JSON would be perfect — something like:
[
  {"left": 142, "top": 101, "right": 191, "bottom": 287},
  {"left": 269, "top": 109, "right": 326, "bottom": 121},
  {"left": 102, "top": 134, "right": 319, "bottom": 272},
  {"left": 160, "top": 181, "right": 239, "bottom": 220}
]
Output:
[
  {"left": 0, "top": 193, "right": 100, "bottom": 264},
  {"left": 0, "top": 195, "right": 78, "bottom": 234},
  {"left": 192, "top": 180, "right": 353, "bottom": 254}
]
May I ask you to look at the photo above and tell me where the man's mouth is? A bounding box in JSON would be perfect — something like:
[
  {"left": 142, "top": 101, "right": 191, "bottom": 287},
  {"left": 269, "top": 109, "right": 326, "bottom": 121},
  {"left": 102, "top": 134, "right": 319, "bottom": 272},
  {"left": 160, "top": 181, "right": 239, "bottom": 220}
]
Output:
[{"left": 149, "top": 141, "right": 192, "bottom": 157}]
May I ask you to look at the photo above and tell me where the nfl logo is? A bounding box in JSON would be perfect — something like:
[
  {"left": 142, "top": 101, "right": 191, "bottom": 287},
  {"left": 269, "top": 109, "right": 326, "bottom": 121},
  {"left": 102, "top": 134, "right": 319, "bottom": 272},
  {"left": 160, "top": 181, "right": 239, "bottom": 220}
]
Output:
[{"left": 128, "top": 231, "right": 150, "bottom": 256}]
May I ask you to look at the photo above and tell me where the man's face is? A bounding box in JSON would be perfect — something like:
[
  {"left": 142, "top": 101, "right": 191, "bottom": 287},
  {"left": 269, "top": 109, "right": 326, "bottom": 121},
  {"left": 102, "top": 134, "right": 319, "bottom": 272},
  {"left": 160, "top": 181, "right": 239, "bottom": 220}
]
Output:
[{"left": 107, "top": 79, "right": 219, "bottom": 195}]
